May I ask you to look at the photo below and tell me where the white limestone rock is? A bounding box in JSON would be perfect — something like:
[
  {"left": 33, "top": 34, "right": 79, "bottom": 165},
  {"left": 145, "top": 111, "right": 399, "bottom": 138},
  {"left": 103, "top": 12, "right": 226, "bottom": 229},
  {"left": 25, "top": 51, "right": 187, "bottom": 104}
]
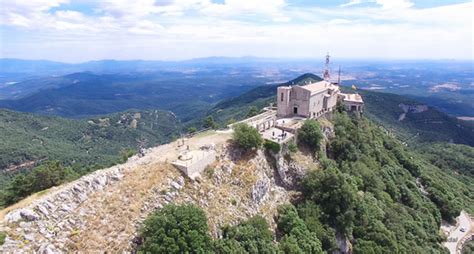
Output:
[
  {"left": 251, "top": 173, "right": 270, "bottom": 204},
  {"left": 38, "top": 243, "right": 60, "bottom": 254},
  {"left": 20, "top": 209, "right": 40, "bottom": 221}
]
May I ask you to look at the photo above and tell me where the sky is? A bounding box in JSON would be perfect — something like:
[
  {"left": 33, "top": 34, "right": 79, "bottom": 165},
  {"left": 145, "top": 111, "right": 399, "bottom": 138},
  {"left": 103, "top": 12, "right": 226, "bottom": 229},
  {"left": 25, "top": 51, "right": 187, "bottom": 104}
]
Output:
[{"left": 0, "top": 0, "right": 472, "bottom": 62}]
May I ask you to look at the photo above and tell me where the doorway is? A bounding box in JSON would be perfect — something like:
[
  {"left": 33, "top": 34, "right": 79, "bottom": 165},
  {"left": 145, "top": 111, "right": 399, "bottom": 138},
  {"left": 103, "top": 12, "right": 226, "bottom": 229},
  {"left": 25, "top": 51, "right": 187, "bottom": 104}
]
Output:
[{"left": 293, "top": 107, "right": 298, "bottom": 114}]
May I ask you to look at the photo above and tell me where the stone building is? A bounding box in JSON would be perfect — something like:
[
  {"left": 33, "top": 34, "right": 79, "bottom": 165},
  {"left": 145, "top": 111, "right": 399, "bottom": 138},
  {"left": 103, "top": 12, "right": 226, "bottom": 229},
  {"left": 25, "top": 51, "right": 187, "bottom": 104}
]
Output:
[
  {"left": 340, "top": 93, "right": 364, "bottom": 112},
  {"left": 276, "top": 80, "right": 364, "bottom": 118},
  {"left": 277, "top": 80, "right": 341, "bottom": 118}
]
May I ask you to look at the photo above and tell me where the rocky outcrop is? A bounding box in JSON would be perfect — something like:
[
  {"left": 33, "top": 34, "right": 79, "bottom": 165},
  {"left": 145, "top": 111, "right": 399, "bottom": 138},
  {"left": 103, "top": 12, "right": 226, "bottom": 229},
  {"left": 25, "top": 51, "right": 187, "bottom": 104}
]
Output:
[
  {"left": 334, "top": 233, "right": 353, "bottom": 254},
  {"left": 1, "top": 165, "right": 126, "bottom": 252},
  {"left": 1, "top": 132, "right": 297, "bottom": 252},
  {"left": 398, "top": 103, "right": 428, "bottom": 121},
  {"left": 251, "top": 172, "right": 271, "bottom": 204},
  {"left": 274, "top": 152, "right": 307, "bottom": 188}
]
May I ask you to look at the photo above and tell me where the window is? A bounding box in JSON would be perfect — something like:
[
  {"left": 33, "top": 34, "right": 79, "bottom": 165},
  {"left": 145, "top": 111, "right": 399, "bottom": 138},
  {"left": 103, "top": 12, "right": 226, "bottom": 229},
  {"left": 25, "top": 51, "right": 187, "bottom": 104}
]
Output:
[{"left": 281, "top": 92, "right": 284, "bottom": 102}]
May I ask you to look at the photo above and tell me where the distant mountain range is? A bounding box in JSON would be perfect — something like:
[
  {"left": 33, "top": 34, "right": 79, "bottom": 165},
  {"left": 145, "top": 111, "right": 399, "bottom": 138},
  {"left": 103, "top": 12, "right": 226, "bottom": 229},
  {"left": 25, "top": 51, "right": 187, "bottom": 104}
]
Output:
[
  {"left": 0, "top": 57, "right": 300, "bottom": 75},
  {"left": 2, "top": 58, "right": 472, "bottom": 118}
]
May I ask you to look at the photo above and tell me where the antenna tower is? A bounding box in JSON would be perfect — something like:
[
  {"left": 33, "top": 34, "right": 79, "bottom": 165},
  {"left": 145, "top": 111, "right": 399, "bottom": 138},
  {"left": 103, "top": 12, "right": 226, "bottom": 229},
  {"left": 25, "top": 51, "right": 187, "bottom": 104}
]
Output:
[{"left": 323, "top": 52, "right": 330, "bottom": 81}]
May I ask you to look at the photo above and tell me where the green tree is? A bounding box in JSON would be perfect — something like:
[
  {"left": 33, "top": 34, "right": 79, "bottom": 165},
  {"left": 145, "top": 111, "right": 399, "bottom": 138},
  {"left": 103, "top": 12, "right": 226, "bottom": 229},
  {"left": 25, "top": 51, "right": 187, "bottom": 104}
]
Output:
[
  {"left": 2, "top": 161, "right": 78, "bottom": 206},
  {"left": 277, "top": 204, "right": 323, "bottom": 254},
  {"left": 247, "top": 106, "right": 259, "bottom": 117},
  {"left": 298, "top": 119, "right": 323, "bottom": 151},
  {"left": 288, "top": 142, "right": 298, "bottom": 154},
  {"left": 187, "top": 127, "right": 198, "bottom": 134},
  {"left": 139, "top": 204, "right": 212, "bottom": 253},
  {"left": 297, "top": 201, "right": 337, "bottom": 252},
  {"left": 203, "top": 116, "right": 218, "bottom": 129},
  {"left": 302, "top": 167, "right": 357, "bottom": 235},
  {"left": 213, "top": 239, "right": 247, "bottom": 254},
  {"left": 221, "top": 216, "right": 277, "bottom": 254},
  {"left": 264, "top": 140, "right": 281, "bottom": 153},
  {"left": 232, "top": 123, "right": 263, "bottom": 150}
]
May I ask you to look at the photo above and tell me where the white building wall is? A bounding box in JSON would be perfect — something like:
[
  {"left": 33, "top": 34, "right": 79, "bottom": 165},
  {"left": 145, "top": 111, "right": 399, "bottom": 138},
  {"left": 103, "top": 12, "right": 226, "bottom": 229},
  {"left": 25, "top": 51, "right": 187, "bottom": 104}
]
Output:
[
  {"left": 290, "top": 86, "right": 310, "bottom": 117},
  {"left": 308, "top": 92, "right": 325, "bottom": 118},
  {"left": 277, "top": 84, "right": 344, "bottom": 118}
]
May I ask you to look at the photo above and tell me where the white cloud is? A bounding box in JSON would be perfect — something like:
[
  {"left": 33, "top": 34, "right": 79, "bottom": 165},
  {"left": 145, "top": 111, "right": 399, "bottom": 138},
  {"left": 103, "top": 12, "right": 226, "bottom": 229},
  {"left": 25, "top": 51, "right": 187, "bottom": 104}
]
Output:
[
  {"left": 340, "top": 0, "right": 362, "bottom": 8},
  {"left": 1, "top": 0, "right": 68, "bottom": 14},
  {"left": 375, "top": 0, "right": 413, "bottom": 9},
  {"left": 0, "top": 0, "right": 472, "bottom": 61},
  {"left": 0, "top": 0, "right": 68, "bottom": 28}
]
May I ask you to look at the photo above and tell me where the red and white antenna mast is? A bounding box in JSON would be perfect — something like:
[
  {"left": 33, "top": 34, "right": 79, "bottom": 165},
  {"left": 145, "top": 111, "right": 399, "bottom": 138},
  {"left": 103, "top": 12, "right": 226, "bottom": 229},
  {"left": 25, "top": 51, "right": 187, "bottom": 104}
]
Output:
[{"left": 323, "top": 52, "right": 330, "bottom": 81}]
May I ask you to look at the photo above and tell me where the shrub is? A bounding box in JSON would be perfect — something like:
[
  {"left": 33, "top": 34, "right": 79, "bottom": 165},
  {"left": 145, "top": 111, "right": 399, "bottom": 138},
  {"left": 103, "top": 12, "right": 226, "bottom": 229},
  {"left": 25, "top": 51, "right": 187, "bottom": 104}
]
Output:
[
  {"left": 139, "top": 204, "right": 212, "bottom": 253},
  {"left": 203, "top": 116, "right": 218, "bottom": 129},
  {"left": 288, "top": 142, "right": 298, "bottom": 153},
  {"left": 277, "top": 204, "right": 323, "bottom": 253},
  {"left": 204, "top": 166, "right": 215, "bottom": 178},
  {"left": 232, "top": 123, "right": 263, "bottom": 150},
  {"left": 264, "top": 140, "right": 281, "bottom": 153},
  {"left": 221, "top": 216, "right": 277, "bottom": 253},
  {"left": 298, "top": 119, "right": 323, "bottom": 151},
  {"left": 247, "top": 106, "right": 259, "bottom": 117},
  {"left": 0, "top": 231, "right": 5, "bottom": 245},
  {"left": 188, "top": 127, "right": 197, "bottom": 134},
  {"left": 120, "top": 148, "right": 136, "bottom": 162},
  {"left": 2, "top": 161, "right": 78, "bottom": 206}
]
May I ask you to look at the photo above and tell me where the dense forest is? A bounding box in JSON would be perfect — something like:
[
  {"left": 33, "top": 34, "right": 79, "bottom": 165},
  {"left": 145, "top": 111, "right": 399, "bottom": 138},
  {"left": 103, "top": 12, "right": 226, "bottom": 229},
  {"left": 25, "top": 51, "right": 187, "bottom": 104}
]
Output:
[{"left": 138, "top": 111, "right": 473, "bottom": 253}]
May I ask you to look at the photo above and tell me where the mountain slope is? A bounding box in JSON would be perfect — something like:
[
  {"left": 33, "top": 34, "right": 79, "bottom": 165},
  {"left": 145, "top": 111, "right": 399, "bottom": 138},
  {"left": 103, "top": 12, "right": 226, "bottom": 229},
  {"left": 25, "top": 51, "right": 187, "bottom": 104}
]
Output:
[
  {"left": 0, "top": 109, "right": 180, "bottom": 175},
  {"left": 359, "top": 90, "right": 474, "bottom": 146},
  {"left": 0, "top": 72, "right": 257, "bottom": 121}
]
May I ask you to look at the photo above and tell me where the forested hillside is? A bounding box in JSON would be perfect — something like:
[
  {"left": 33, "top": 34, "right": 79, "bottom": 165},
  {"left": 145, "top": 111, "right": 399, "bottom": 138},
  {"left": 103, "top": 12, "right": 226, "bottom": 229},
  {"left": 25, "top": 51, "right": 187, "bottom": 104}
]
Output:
[
  {"left": 0, "top": 71, "right": 259, "bottom": 121},
  {"left": 138, "top": 111, "right": 473, "bottom": 253},
  {"left": 0, "top": 109, "right": 180, "bottom": 207},
  {"left": 359, "top": 90, "right": 474, "bottom": 146}
]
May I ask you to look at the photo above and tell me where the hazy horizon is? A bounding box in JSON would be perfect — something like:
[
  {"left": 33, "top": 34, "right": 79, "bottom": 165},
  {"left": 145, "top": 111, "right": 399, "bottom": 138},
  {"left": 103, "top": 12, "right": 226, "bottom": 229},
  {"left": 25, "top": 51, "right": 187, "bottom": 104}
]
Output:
[{"left": 2, "top": 56, "right": 474, "bottom": 65}]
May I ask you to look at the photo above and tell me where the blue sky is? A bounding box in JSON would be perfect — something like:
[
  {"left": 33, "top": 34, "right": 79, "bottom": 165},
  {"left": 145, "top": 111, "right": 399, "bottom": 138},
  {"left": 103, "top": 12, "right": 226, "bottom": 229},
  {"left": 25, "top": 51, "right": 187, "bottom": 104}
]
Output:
[{"left": 0, "top": 0, "right": 472, "bottom": 62}]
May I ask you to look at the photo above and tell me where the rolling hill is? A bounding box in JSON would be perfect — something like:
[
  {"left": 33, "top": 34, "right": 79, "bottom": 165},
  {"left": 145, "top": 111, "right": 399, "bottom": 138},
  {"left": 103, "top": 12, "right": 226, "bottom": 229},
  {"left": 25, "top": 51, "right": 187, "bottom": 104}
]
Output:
[
  {"left": 0, "top": 71, "right": 258, "bottom": 121},
  {"left": 0, "top": 108, "right": 180, "bottom": 176}
]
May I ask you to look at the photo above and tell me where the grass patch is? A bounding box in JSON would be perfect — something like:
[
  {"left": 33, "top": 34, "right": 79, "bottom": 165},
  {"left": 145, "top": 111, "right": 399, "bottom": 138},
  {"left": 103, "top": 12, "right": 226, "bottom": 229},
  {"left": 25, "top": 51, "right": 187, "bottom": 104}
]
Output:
[{"left": 0, "top": 231, "right": 6, "bottom": 245}]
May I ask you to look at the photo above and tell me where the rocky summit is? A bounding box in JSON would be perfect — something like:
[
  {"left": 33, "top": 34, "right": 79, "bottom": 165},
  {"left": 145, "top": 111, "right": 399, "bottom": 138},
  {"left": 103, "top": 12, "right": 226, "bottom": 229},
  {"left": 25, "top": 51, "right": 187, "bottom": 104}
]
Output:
[{"left": 0, "top": 130, "right": 319, "bottom": 253}]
